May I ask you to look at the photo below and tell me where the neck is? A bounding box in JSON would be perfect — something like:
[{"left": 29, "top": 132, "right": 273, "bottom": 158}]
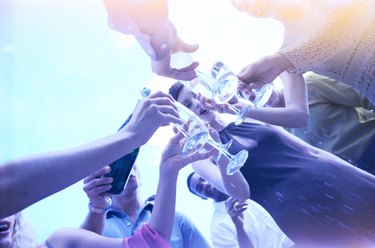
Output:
[{"left": 112, "top": 191, "right": 144, "bottom": 217}]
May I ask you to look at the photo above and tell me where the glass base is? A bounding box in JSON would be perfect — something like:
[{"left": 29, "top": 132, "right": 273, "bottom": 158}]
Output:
[
  {"left": 226, "top": 150, "right": 249, "bottom": 175},
  {"left": 235, "top": 105, "right": 251, "bottom": 126},
  {"left": 182, "top": 132, "right": 208, "bottom": 155}
]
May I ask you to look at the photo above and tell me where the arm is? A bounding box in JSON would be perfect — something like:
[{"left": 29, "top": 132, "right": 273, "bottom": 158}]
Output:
[
  {"left": 80, "top": 166, "right": 112, "bottom": 234},
  {"left": 102, "top": 0, "right": 199, "bottom": 80},
  {"left": 201, "top": 72, "right": 309, "bottom": 127},
  {"left": 192, "top": 129, "right": 250, "bottom": 200},
  {"left": 0, "top": 91, "right": 181, "bottom": 218},
  {"left": 149, "top": 131, "right": 215, "bottom": 241},
  {"left": 225, "top": 198, "right": 254, "bottom": 248}
]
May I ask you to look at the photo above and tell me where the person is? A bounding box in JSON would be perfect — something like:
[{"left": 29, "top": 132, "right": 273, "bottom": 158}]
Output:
[
  {"left": 186, "top": 171, "right": 295, "bottom": 248},
  {"left": 209, "top": 72, "right": 375, "bottom": 173},
  {"left": 40, "top": 129, "right": 215, "bottom": 247},
  {"left": 0, "top": 213, "right": 38, "bottom": 248},
  {"left": 270, "top": 73, "right": 375, "bottom": 174},
  {"left": 0, "top": 91, "right": 182, "bottom": 219},
  {"left": 102, "top": 0, "right": 199, "bottom": 81},
  {"left": 80, "top": 162, "right": 212, "bottom": 248},
  {"left": 231, "top": 0, "right": 375, "bottom": 106},
  {"left": 169, "top": 81, "right": 375, "bottom": 246}
]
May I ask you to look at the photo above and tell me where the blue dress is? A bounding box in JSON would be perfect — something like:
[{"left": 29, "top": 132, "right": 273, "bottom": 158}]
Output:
[{"left": 219, "top": 122, "right": 375, "bottom": 245}]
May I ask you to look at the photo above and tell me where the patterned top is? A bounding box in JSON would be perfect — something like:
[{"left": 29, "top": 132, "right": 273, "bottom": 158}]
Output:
[{"left": 279, "top": 0, "right": 375, "bottom": 104}]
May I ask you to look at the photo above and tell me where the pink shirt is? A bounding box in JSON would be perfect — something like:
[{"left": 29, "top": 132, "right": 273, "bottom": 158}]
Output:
[{"left": 123, "top": 223, "right": 170, "bottom": 248}]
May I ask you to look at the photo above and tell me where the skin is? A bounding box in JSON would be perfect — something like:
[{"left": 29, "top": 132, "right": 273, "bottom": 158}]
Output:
[
  {"left": 0, "top": 215, "right": 15, "bottom": 248},
  {"left": 188, "top": 173, "right": 255, "bottom": 248},
  {"left": 43, "top": 132, "right": 215, "bottom": 248},
  {"left": 0, "top": 91, "right": 182, "bottom": 218}
]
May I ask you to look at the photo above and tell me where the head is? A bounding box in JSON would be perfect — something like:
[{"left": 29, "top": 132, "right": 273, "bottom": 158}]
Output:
[
  {"left": 0, "top": 213, "right": 36, "bottom": 248},
  {"left": 231, "top": 0, "right": 273, "bottom": 18},
  {"left": 169, "top": 81, "right": 218, "bottom": 124},
  {"left": 186, "top": 172, "right": 228, "bottom": 202}
]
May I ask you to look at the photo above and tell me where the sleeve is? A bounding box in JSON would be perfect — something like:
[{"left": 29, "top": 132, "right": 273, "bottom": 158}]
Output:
[
  {"left": 174, "top": 212, "right": 212, "bottom": 248},
  {"left": 123, "top": 223, "right": 171, "bottom": 248},
  {"left": 305, "top": 73, "right": 371, "bottom": 108},
  {"left": 279, "top": 0, "right": 370, "bottom": 73},
  {"left": 102, "top": 0, "right": 177, "bottom": 60}
]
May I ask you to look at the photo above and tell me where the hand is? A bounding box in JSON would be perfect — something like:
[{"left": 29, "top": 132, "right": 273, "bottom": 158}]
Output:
[
  {"left": 225, "top": 198, "right": 248, "bottom": 226},
  {"left": 151, "top": 38, "right": 199, "bottom": 81},
  {"left": 160, "top": 130, "right": 215, "bottom": 174},
  {"left": 125, "top": 91, "right": 183, "bottom": 146},
  {"left": 83, "top": 166, "right": 112, "bottom": 209},
  {"left": 238, "top": 53, "right": 293, "bottom": 86},
  {"left": 195, "top": 93, "right": 245, "bottom": 115}
]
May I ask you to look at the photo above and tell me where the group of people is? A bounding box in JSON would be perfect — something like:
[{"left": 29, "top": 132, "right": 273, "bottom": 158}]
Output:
[{"left": 1, "top": 0, "right": 375, "bottom": 247}]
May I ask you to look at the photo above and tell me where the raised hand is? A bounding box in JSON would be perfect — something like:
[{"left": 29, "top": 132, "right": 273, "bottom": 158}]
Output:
[
  {"left": 83, "top": 166, "right": 112, "bottom": 209},
  {"left": 124, "top": 91, "right": 183, "bottom": 147},
  {"left": 238, "top": 53, "right": 293, "bottom": 86},
  {"left": 151, "top": 38, "right": 199, "bottom": 81},
  {"left": 225, "top": 197, "right": 248, "bottom": 226}
]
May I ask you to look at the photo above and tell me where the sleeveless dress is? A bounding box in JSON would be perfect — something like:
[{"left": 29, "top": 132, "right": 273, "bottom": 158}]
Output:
[{"left": 219, "top": 122, "right": 375, "bottom": 245}]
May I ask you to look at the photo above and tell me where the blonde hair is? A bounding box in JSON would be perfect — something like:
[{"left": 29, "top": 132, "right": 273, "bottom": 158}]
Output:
[{"left": 11, "top": 213, "right": 38, "bottom": 248}]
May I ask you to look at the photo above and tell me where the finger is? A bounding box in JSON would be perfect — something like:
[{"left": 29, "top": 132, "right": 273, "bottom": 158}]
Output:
[
  {"left": 83, "top": 176, "right": 113, "bottom": 192},
  {"left": 168, "top": 65, "right": 200, "bottom": 81},
  {"left": 83, "top": 166, "right": 111, "bottom": 184},
  {"left": 86, "top": 184, "right": 112, "bottom": 198},
  {"left": 181, "top": 42, "right": 199, "bottom": 53}
]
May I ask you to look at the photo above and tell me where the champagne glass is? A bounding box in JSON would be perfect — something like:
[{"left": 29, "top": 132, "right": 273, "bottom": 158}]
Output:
[
  {"left": 141, "top": 87, "right": 208, "bottom": 155},
  {"left": 142, "top": 87, "right": 248, "bottom": 174},
  {"left": 211, "top": 61, "right": 274, "bottom": 125},
  {"left": 171, "top": 51, "right": 238, "bottom": 104}
]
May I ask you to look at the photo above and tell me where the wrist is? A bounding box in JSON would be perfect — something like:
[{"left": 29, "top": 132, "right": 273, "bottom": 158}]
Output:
[
  {"left": 88, "top": 198, "right": 112, "bottom": 215},
  {"left": 274, "top": 52, "right": 295, "bottom": 74}
]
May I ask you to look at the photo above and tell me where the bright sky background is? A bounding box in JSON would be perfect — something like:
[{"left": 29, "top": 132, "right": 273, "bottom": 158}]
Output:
[{"left": 0, "top": 0, "right": 283, "bottom": 244}]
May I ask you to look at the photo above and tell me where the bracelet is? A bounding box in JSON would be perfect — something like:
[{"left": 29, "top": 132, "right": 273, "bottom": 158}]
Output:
[{"left": 88, "top": 198, "right": 112, "bottom": 214}]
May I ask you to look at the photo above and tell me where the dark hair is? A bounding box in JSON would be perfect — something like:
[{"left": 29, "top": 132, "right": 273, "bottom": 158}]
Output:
[
  {"left": 168, "top": 81, "right": 185, "bottom": 101},
  {"left": 186, "top": 172, "right": 207, "bottom": 200}
]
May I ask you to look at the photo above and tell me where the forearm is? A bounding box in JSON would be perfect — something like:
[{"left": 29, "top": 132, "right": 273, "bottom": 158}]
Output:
[
  {"left": 80, "top": 212, "right": 106, "bottom": 234},
  {"left": 149, "top": 165, "right": 178, "bottom": 241},
  {"left": 103, "top": 0, "right": 175, "bottom": 60},
  {"left": 0, "top": 130, "right": 138, "bottom": 218},
  {"left": 217, "top": 158, "right": 250, "bottom": 200}
]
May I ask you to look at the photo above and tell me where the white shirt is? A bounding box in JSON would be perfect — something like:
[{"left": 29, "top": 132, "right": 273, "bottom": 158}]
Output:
[{"left": 210, "top": 200, "right": 294, "bottom": 248}]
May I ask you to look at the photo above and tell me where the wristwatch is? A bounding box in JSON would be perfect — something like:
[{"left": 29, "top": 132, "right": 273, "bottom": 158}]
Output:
[{"left": 88, "top": 197, "right": 112, "bottom": 214}]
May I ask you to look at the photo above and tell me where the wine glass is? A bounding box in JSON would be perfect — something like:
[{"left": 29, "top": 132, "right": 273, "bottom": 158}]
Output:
[
  {"left": 211, "top": 61, "right": 274, "bottom": 125},
  {"left": 142, "top": 87, "right": 248, "bottom": 174},
  {"left": 141, "top": 87, "right": 208, "bottom": 155}
]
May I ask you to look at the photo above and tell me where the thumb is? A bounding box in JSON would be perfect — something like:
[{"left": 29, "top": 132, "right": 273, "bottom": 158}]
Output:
[{"left": 181, "top": 42, "right": 199, "bottom": 53}]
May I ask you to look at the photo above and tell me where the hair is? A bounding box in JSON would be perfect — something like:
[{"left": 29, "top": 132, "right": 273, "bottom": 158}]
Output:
[
  {"left": 186, "top": 172, "right": 207, "bottom": 200},
  {"left": 11, "top": 212, "right": 38, "bottom": 248},
  {"left": 168, "top": 81, "right": 185, "bottom": 101}
]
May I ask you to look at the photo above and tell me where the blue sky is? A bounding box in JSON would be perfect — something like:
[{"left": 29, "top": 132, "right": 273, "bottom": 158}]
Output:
[{"left": 0, "top": 0, "right": 283, "bottom": 244}]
